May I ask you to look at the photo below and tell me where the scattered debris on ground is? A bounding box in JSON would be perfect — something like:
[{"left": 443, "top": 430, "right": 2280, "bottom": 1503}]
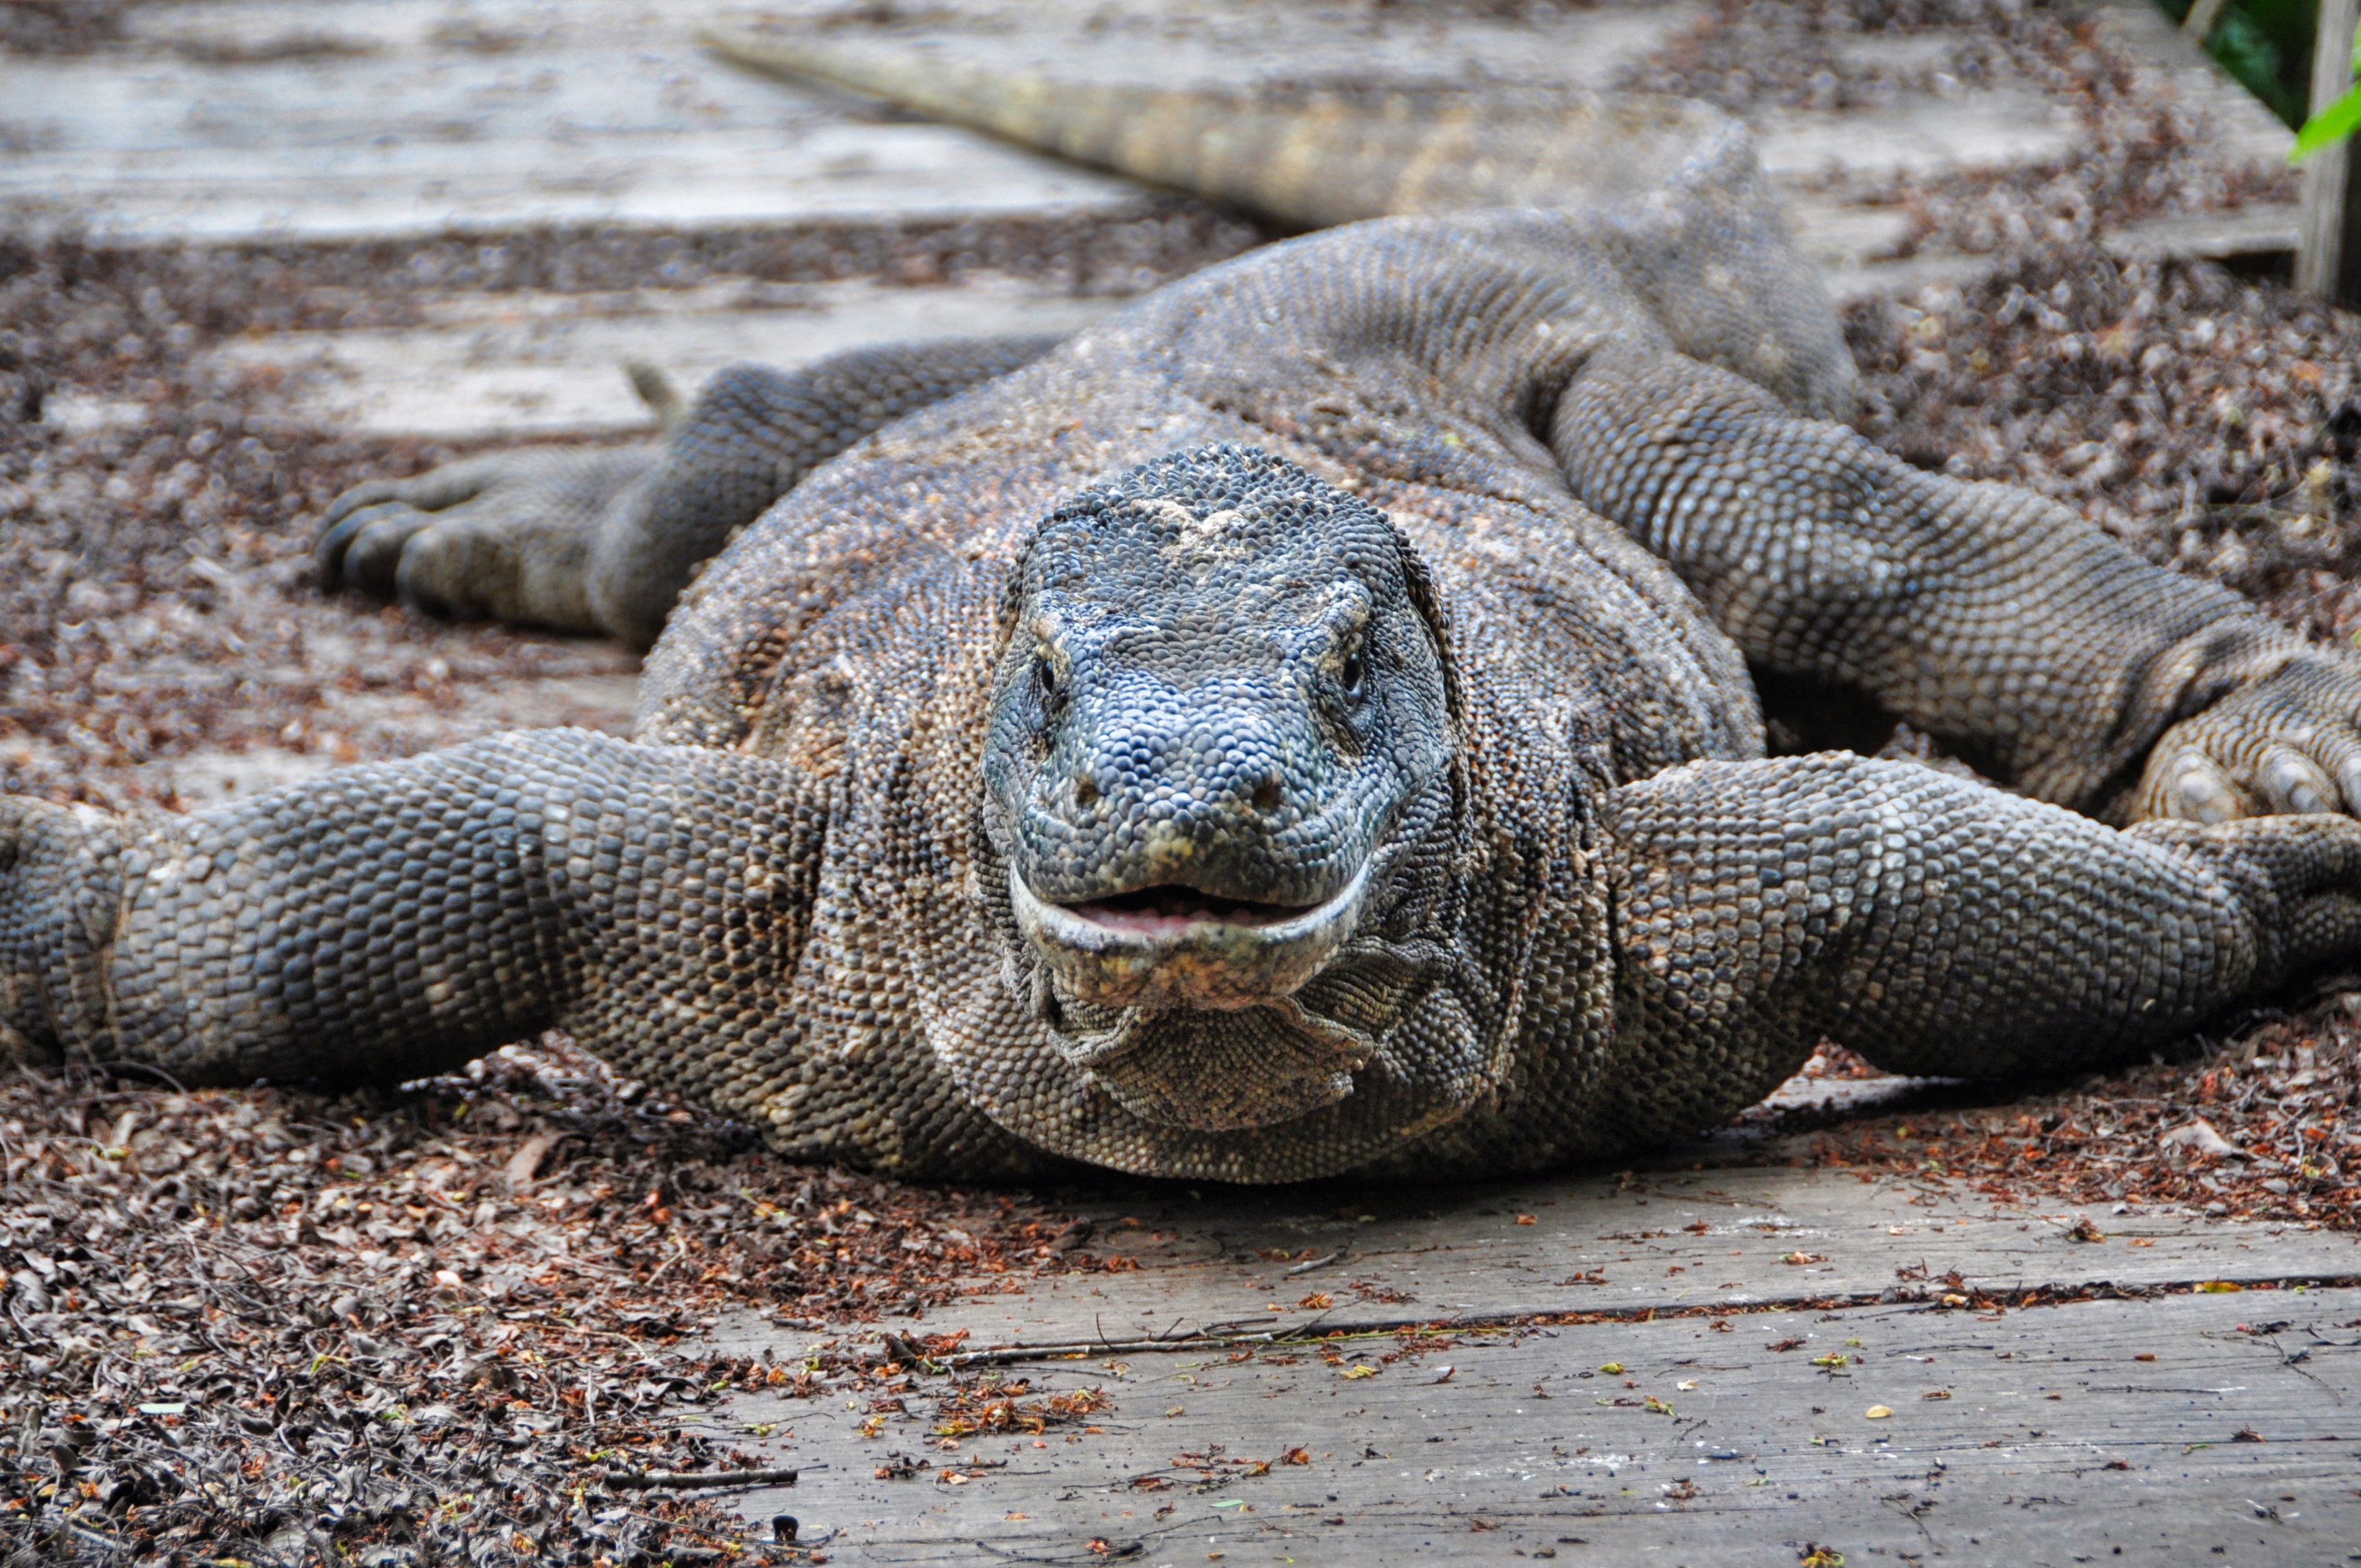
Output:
[
  {"left": 1625, "top": 0, "right": 2295, "bottom": 255},
  {"left": 0, "top": 1037, "right": 1123, "bottom": 1564},
  {"left": 1767, "top": 1006, "right": 2361, "bottom": 1230},
  {"left": 1626, "top": 0, "right": 2052, "bottom": 115}
]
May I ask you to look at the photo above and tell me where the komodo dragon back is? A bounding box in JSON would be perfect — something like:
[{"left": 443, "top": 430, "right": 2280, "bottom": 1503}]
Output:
[{"left": 700, "top": 21, "right": 1855, "bottom": 418}]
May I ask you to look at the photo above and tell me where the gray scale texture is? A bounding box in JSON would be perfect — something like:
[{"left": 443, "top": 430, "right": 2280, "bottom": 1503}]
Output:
[
  {"left": 315, "top": 336, "right": 1062, "bottom": 648},
  {"left": 12, "top": 196, "right": 2361, "bottom": 1185}
]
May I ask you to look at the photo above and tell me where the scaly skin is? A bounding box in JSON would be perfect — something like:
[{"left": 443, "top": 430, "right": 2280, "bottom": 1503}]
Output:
[
  {"left": 316, "top": 337, "right": 1060, "bottom": 648},
  {"left": 11, "top": 206, "right": 2361, "bottom": 1185}
]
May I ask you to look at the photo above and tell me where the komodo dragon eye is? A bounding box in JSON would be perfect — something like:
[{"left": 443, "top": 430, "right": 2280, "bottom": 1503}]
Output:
[{"left": 1338, "top": 645, "right": 1368, "bottom": 703}]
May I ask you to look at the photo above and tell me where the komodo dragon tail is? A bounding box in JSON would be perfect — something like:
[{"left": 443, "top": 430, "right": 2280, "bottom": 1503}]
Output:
[
  {"left": 696, "top": 21, "right": 1856, "bottom": 415},
  {"left": 700, "top": 22, "right": 1741, "bottom": 230}
]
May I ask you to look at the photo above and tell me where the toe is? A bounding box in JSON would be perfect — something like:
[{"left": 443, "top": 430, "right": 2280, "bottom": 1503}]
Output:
[
  {"left": 394, "top": 523, "right": 496, "bottom": 620},
  {"left": 2163, "top": 749, "right": 2252, "bottom": 824},
  {"left": 2257, "top": 744, "right": 2343, "bottom": 816},
  {"left": 323, "top": 458, "right": 505, "bottom": 528},
  {"left": 316, "top": 501, "right": 405, "bottom": 591},
  {"left": 2303, "top": 729, "right": 2361, "bottom": 819},
  {"left": 322, "top": 478, "right": 416, "bottom": 530},
  {"left": 339, "top": 509, "right": 434, "bottom": 599}
]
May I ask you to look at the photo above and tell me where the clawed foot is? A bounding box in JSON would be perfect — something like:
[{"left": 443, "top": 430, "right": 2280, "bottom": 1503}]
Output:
[
  {"left": 2134, "top": 655, "right": 2361, "bottom": 824},
  {"left": 316, "top": 445, "right": 659, "bottom": 634}
]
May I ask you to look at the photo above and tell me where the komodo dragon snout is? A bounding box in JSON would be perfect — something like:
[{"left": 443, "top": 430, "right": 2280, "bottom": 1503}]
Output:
[{"left": 979, "top": 445, "right": 1459, "bottom": 1133}]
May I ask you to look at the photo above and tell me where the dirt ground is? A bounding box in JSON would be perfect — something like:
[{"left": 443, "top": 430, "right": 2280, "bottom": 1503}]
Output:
[{"left": 4, "top": 5, "right": 2360, "bottom": 1564}]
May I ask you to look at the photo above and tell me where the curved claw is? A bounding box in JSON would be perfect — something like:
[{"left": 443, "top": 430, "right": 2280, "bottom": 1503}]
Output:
[
  {"left": 392, "top": 523, "right": 485, "bottom": 621},
  {"left": 317, "top": 503, "right": 432, "bottom": 596},
  {"left": 321, "top": 478, "right": 419, "bottom": 530}
]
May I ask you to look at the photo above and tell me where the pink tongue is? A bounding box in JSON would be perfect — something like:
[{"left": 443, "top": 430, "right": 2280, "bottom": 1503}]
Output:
[
  {"left": 1068, "top": 895, "right": 1301, "bottom": 932},
  {"left": 1077, "top": 905, "right": 1208, "bottom": 935}
]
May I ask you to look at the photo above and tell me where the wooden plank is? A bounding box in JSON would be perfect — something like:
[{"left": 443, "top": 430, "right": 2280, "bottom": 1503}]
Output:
[
  {"left": 2183, "top": 0, "right": 2235, "bottom": 46},
  {"left": 709, "top": 1160, "right": 2361, "bottom": 1364},
  {"left": 203, "top": 274, "right": 1125, "bottom": 439},
  {"left": 1827, "top": 202, "right": 2304, "bottom": 301},
  {"left": 2104, "top": 203, "right": 2303, "bottom": 264},
  {"left": 2299, "top": 0, "right": 2361, "bottom": 303},
  {"left": 1748, "top": 90, "right": 2078, "bottom": 188},
  {"left": 686, "top": 1287, "right": 2361, "bottom": 1564},
  {"left": 2086, "top": 0, "right": 2295, "bottom": 173},
  {"left": 0, "top": 0, "right": 1145, "bottom": 243},
  {"left": 5, "top": 0, "right": 2261, "bottom": 271}
]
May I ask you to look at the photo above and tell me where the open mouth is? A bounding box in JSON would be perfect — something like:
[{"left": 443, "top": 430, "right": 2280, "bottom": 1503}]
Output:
[
  {"left": 1064, "top": 885, "right": 1320, "bottom": 935},
  {"left": 1009, "top": 862, "right": 1369, "bottom": 1013}
]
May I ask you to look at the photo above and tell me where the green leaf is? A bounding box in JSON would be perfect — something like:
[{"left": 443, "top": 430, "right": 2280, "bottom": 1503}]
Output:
[{"left": 2293, "top": 82, "right": 2361, "bottom": 164}]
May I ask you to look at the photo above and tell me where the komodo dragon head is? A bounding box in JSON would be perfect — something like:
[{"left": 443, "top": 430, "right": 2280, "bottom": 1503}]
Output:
[{"left": 979, "top": 444, "right": 1464, "bottom": 1142}]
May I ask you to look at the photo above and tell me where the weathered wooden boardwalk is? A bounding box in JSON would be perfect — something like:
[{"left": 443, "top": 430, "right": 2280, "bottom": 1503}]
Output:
[{"left": 688, "top": 1156, "right": 2361, "bottom": 1564}]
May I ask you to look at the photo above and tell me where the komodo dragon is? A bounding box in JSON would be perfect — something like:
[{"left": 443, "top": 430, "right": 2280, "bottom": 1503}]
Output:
[{"left": 7, "top": 80, "right": 2361, "bottom": 1184}]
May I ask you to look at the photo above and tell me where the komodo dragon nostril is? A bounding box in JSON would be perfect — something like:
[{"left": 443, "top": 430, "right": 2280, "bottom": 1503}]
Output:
[{"left": 1251, "top": 776, "right": 1283, "bottom": 813}]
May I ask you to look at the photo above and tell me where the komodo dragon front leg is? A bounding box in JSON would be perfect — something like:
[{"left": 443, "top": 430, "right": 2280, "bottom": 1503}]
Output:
[
  {"left": 315, "top": 335, "right": 1059, "bottom": 649},
  {"left": 0, "top": 733, "right": 824, "bottom": 1128},
  {"left": 1553, "top": 346, "right": 2361, "bottom": 827},
  {"left": 1599, "top": 752, "right": 2361, "bottom": 1143}
]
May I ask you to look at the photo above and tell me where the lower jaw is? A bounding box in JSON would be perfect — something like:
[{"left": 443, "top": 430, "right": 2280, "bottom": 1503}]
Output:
[{"left": 1008, "top": 862, "right": 1371, "bottom": 1013}]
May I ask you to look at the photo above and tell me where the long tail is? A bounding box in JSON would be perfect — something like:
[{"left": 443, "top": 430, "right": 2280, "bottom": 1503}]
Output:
[
  {"left": 697, "top": 22, "right": 1747, "bottom": 230},
  {"left": 700, "top": 22, "right": 1856, "bottom": 418}
]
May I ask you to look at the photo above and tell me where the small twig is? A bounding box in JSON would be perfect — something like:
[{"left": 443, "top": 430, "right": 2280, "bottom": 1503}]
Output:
[
  {"left": 502, "top": 1130, "right": 559, "bottom": 1195},
  {"left": 87, "top": 1060, "right": 192, "bottom": 1095},
  {"left": 645, "top": 1235, "right": 692, "bottom": 1285},
  {"left": 977, "top": 1539, "right": 1145, "bottom": 1563},
  {"left": 1285, "top": 1249, "right": 1345, "bottom": 1277},
  {"left": 601, "top": 1464, "right": 800, "bottom": 1490}
]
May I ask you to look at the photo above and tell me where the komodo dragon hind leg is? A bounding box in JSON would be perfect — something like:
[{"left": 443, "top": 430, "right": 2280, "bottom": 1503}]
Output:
[
  {"left": 316, "top": 334, "right": 1062, "bottom": 650},
  {"left": 317, "top": 444, "right": 657, "bottom": 634}
]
